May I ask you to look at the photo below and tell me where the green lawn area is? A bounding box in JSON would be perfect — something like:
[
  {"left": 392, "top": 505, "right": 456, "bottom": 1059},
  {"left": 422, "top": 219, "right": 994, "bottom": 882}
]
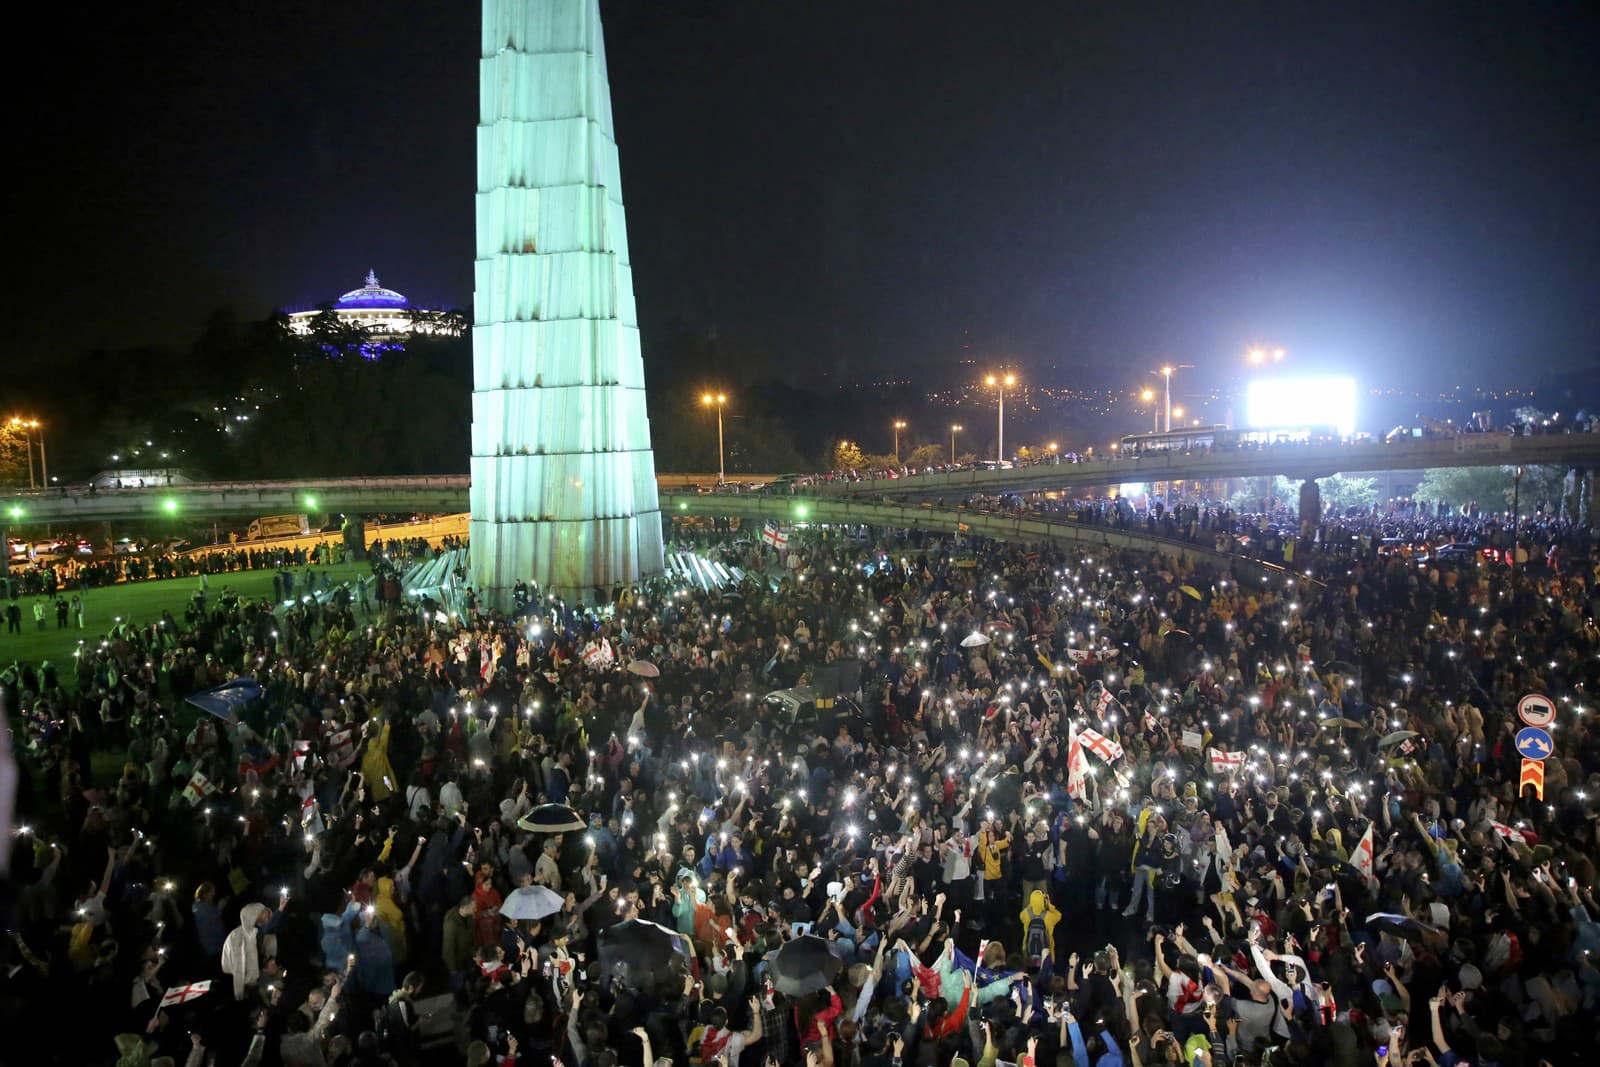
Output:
[{"left": 3, "top": 561, "right": 370, "bottom": 676}]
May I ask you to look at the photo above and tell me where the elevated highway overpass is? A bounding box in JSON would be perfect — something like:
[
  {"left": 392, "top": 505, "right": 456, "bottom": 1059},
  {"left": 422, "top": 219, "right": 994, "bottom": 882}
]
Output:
[
  {"left": 659, "top": 491, "right": 1302, "bottom": 585},
  {"left": 2, "top": 477, "right": 1298, "bottom": 587},
  {"left": 820, "top": 432, "right": 1600, "bottom": 506},
  {"left": 0, "top": 473, "right": 767, "bottom": 526}
]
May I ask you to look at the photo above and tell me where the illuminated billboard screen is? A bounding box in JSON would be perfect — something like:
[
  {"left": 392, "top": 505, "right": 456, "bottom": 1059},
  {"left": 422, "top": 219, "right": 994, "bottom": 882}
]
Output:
[{"left": 1245, "top": 377, "right": 1357, "bottom": 437}]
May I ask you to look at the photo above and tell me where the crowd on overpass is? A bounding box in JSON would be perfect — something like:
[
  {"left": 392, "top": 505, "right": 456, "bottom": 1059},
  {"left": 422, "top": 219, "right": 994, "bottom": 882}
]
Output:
[{"left": 3, "top": 516, "right": 1598, "bottom": 1067}]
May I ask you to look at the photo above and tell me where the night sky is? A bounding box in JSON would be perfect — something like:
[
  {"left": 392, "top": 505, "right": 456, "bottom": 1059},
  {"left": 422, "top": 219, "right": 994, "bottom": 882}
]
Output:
[{"left": 14, "top": 1, "right": 1600, "bottom": 392}]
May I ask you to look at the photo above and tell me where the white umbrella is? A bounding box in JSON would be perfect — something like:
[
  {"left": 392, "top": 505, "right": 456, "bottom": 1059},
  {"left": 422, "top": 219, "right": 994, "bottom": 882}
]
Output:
[
  {"left": 961, "top": 632, "right": 990, "bottom": 648},
  {"left": 626, "top": 660, "right": 661, "bottom": 678},
  {"left": 500, "top": 885, "right": 564, "bottom": 921}
]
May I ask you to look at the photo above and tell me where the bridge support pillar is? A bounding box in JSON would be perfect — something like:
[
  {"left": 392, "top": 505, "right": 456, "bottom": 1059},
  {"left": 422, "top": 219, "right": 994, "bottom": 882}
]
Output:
[
  {"left": 1298, "top": 479, "right": 1321, "bottom": 536},
  {"left": 342, "top": 516, "right": 367, "bottom": 562}
]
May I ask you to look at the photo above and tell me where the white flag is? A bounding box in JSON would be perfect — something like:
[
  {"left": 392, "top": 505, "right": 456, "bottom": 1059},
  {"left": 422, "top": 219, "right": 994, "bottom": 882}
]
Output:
[
  {"left": 1065, "top": 721, "right": 1088, "bottom": 800},
  {"left": 1351, "top": 824, "right": 1376, "bottom": 888},
  {"left": 160, "top": 980, "right": 212, "bottom": 1008}
]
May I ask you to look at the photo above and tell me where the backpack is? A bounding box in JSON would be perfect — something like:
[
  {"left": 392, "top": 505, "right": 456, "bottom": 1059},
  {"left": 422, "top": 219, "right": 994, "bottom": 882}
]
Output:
[
  {"left": 380, "top": 995, "right": 415, "bottom": 1053},
  {"left": 1023, "top": 908, "right": 1049, "bottom": 963}
]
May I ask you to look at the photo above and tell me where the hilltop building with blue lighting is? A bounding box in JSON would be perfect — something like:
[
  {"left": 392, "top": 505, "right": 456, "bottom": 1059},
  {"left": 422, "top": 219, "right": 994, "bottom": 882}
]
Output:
[{"left": 285, "top": 270, "right": 461, "bottom": 343}]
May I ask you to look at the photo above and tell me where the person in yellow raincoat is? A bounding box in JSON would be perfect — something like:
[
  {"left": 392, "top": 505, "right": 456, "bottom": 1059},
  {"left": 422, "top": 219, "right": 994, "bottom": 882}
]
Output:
[
  {"left": 374, "top": 873, "right": 408, "bottom": 964},
  {"left": 1018, "top": 888, "right": 1061, "bottom": 965},
  {"left": 361, "top": 720, "right": 399, "bottom": 802}
]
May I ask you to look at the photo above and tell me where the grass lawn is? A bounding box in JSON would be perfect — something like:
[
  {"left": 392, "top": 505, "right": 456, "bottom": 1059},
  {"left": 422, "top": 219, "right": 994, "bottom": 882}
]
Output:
[{"left": 2, "top": 561, "right": 371, "bottom": 676}]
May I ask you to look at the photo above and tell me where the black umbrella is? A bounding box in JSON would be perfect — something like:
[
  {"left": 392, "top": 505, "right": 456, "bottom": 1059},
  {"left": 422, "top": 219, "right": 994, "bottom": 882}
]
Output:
[
  {"left": 597, "top": 919, "right": 691, "bottom": 995},
  {"left": 768, "top": 935, "right": 845, "bottom": 997},
  {"left": 516, "top": 803, "right": 587, "bottom": 834},
  {"left": 1365, "top": 912, "right": 1435, "bottom": 939}
]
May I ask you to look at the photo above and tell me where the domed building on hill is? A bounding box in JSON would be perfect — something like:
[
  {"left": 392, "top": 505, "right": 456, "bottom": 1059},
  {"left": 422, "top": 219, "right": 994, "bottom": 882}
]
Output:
[{"left": 285, "top": 270, "right": 462, "bottom": 343}]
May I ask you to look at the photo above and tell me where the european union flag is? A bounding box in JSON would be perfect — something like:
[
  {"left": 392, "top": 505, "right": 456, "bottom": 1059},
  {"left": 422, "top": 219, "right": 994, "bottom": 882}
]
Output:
[{"left": 185, "top": 677, "right": 263, "bottom": 721}]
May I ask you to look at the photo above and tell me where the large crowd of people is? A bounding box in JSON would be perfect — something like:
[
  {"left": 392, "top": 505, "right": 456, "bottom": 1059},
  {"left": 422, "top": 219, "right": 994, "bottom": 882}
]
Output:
[{"left": 2, "top": 519, "right": 1597, "bottom": 1067}]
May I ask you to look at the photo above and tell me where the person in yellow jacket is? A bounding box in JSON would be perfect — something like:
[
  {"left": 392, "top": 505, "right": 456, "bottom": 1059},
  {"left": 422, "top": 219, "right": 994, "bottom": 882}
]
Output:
[
  {"left": 361, "top": 720, "right": 399, "bottom": 802},
  {"left": 1019, "top": 888, "right": 1061, "bottom": 966},
  {"left": 975, "top": 826, "right": 1010, "bottom": 905}
]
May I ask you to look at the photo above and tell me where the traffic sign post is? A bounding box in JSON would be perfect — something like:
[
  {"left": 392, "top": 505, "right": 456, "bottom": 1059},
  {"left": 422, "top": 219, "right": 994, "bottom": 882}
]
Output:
[
  {"left": 1519, "top": 758, "right": 1545, "bottom": 801},
  {"left": 1517, "top": 693, "right": 1556, "bottom": 729},
  {"left": 1514, "top": 727, "right": 1553, "bottom": 762}
]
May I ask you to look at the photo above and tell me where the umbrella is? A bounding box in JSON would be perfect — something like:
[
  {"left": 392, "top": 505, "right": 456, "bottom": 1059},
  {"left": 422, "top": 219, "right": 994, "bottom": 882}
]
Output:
[
  {"left": 499, "top": 885, "right": 564, "bottom": 921},
  {"left": 517, "top": 803, "right": 587, "bottom": 834},
  {"left": 1319, "top": 718, "right": 1362, "bottom": 730},
  {"left": 1365, "top": 913, "right": 1435, "bottom": 939},
  {"left": 1378, "top": 730, "right": 1420, "bottom": 749},
  {"left": 626, "top": 660, "right": 660, "bottom": 678},
  {"left": 598, "top": 919, "right": 691, "bottom": 995},
  {"left": 984, "top": 619, "right": 1015, "bottom": 632},
  {"left": 1179, "top": 585, "right": 1203, "bottom": 601},
  {"left": 1322, "top": 660, "right": 1360, "bottom": 677},
  {"left": 960, "top": 632, "right": 990, "bottom": 648},
  {"left": 768, "top": 934, "right": 845, "bottom": 997}
]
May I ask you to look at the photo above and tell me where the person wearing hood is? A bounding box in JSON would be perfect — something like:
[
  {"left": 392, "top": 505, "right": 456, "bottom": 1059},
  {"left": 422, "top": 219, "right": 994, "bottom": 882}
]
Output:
[
  {"left": 320, "top": 900, "right": 361, "bottom": 969},
  {"left": 352, "top": 908, "right": 397, "bottom": 998},
  {"left": 1019, "top": 888, "right": 1062, "bottom": 966},
  {"left": 222, "top": 902, "right": 274, "bottom": 1000}
]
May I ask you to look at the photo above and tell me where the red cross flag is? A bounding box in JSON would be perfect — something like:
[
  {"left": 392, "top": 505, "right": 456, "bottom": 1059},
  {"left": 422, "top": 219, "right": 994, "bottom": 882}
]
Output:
[
  {"left": 1207, "top": 748, "right": 1246, "bottom": 775},
  {"left": 181, "top": 771, "right": 218, "bottom": 807},
  {"left": 1351, "top": 825, "right": 1376, "bottom": 889},
  {"left": 326, "top": 725, "right": 358, "bottom": 769},
  {"left": 1489, "top": 821, "right": 1529, "bottom": 845},
  {"left": 1065, "top": 723, "right": 1088, "bottom": 800},
  {"left": 160, "top": 980, "right": 212, "bottom": 1008},
  {"left": 1077, "top": 728, "right": 1124, "bottom": 764}
]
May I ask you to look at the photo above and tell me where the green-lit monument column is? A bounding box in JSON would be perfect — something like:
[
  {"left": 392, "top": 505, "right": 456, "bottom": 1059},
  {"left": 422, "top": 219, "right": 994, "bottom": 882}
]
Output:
[{"left": 470, "top": 0, "right": 664, "bottom": 607}]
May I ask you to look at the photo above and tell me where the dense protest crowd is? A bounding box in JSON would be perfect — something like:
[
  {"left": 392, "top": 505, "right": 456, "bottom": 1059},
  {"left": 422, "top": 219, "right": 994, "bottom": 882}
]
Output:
[
  {"left": 4, "top": 536, "right": 455, "bottom": 600},
  {"left": 2, "top": 518, "right": 1598, "bottom": 1067}
]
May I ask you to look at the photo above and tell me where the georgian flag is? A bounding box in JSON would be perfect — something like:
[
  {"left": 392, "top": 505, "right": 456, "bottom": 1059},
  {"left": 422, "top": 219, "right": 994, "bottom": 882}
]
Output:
[
  {"left": 1065, "top": 722, "right": 1089, "bottom": 800},
  {"left": 326, "top": 725, "right": 358, "bottom": 769},
  {"left": 181, "top": 771, "right": 218, "bottom": 806},
  {"left": 1488, "top": 821, "right": 1527, "bottom": 844},
  {"left": 160, "top": 980, "right": 212, "bottom": 1008},
  {"left": 582, "top": 638, "right": 615, "bottom": 671},
  {"left": 762, "top": 521, "right": 789, "bottom": 549},
  {"left": 1207, "top": 748, "right": 1246, "bottom": 775},
  {"left": 1077, "top": 728, "right": 1123, "bottom": 764},
  {"left": 1351, "top": 825, "right": 1377, "bottom": 889}
]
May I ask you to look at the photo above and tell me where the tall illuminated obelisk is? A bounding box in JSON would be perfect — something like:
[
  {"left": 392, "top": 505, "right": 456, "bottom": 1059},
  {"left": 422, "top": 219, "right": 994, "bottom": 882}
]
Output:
[{"left": 471, "top": 0, "right": 664, "bottom": 606}]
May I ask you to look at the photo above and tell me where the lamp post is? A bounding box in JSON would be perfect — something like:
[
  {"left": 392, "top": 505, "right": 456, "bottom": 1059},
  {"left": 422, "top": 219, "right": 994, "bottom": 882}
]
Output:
[
  {"left": 892, "top": 420, "right": 907, "bottom": 464},
  {"left": 1511, "top": 466, "right": 1524, "bottom": 573},
  {"left": 1140, "top": 389, "right": 1158, "bottom": 433},
  {"left": 985, "top": 373, "right": 1016, "bottom": 463},
  {"left": 1160, "top": 366, "right": 1174, "bottom": 432},
  {"left": 7, "top": 417, "right": 42, "bottom": 488},
  {"left": 950, "top": 424, "right": 963, "bottom": 465},
  {"left": 700, "top": 393, "right": 727, "bottom": 484}
]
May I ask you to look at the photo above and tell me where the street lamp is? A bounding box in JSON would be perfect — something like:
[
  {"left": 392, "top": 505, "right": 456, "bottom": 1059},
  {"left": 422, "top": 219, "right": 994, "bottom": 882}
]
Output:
[
  {"left": 892, "top": 420, "right": 908, "bottom": 463},
  {"left": 1247, "top": 347, "right": 1286, "bottom": 366},
  {"left": 950, "top": 424, "right": 963, "bottom": 464},
  {"left": 1149, "top": 365, "right": 1192, "bottom": 432},
  {"left": 1172, "top": 406, "right": 1185, "bottom": 422},
  {"left": 1140, "top": 389, "right": 1158, "bottom": 433},
  {"left": 6, "top": 417, "right": 44, "bottom": 488},
  {"left": 1160, "top": 366, "right": 1174, "bottom": 432},
  {"left": 985, "top": 373, "right": 1016, "bottom": 463},
  {"left": 700, "top": 392, "right": 728, "bottom": 484}
]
